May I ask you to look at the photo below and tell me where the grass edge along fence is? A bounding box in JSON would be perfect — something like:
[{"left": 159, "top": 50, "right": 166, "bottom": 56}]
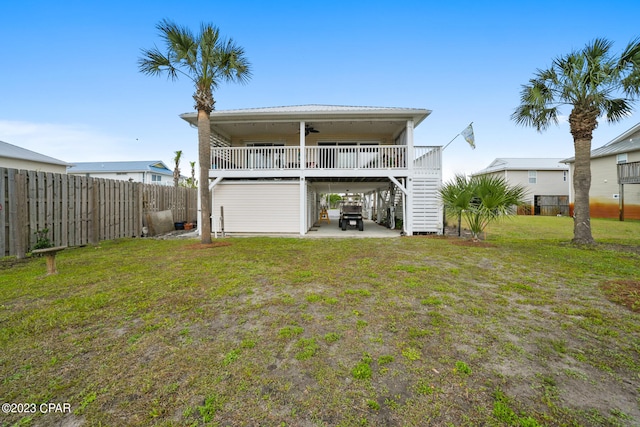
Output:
[{"left": 1, "top": 167, "right": 197, "bottom": 258}]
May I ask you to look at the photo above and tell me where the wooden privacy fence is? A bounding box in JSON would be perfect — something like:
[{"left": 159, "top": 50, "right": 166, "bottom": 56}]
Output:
[{"left": 1, "top": 168, "right": 197, "bottom": 258}]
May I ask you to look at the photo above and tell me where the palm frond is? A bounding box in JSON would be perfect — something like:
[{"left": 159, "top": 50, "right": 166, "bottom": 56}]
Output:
[
  {"left": 137, "top": 47, "right": 179, "bottom": 80},
  {"left": 139, "top": 19, "right": 252, "bottom": 102},
  {"left": 603, "top": 98, "right": 633, "bottom": 122}
]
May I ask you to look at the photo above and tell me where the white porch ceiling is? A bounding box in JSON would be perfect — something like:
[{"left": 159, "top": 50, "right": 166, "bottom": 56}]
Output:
[
  {"left": 307, "top": 178, "right": 393, "bottom": 194},
  {"left": 179, "top": 105, "right": 432, "bottom": 142}
]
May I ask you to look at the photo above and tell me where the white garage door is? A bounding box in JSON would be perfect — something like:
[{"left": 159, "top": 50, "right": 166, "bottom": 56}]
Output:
[{"left": 212, "top": 181, "right": 300, "bottom": 233}]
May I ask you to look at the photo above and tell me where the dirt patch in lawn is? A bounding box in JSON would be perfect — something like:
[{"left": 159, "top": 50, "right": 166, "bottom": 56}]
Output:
[
  {"left": 449, "top": 238, "right": 495, "bottom": 248},
  {"left": 600, "top": 279, "right": 640, "bottom": 313}
]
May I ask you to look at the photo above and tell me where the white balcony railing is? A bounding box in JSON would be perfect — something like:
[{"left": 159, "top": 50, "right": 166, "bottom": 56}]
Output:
[
  {"left": 305, "top": 145, "right": 407, "bottom": 169},
  {"left": 210, "top": 145, "right": 441, "bottom": 173}
]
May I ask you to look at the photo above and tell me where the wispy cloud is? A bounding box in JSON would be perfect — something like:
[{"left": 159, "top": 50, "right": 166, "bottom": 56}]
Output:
[{"left": 0, "top": 120, "right": 148, "bottom": 162}]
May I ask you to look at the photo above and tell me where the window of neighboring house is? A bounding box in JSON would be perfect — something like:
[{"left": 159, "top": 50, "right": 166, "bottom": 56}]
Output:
[
  {"left": 563, "top": 170, "right": 568, "bottom": 182},
  {"left": 617, "top": 153, "right": 628, "bottom": 164},
  {"left": 528, "top": 170, "right": 537, "bottom": 184},
  {"left": 152, "top": 174, "right": 162, "bottom": 182}
]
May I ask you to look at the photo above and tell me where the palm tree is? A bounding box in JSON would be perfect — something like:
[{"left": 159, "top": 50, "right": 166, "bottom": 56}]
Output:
[
  {"left": 189, "top": 161, "right": 197, "bottom": 188},
  {"left": 438, "top": 174, "right": 474, "bottom": 235},
  {"left": 512, "top": 38, "right": 640, "bottom": 244},
  {"left": 440, "top": 174, "right": 527, "bottom": 240},
  {"left": 173, "top": 150, "right": 182, "bottom": 187},
  {"left": 139, "top": 19, "right": 251, "bottom": 243}
]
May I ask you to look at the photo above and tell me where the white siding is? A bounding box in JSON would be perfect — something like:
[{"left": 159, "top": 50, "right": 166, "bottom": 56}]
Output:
[
  {"left": 212, "top": 181, "right": 300, "bottom": 233},
  {"left": 411, "top": 177, "right": 442, "bottom": 233},
  {"left": 0, "top": 158, "right": 67, "bottom": 174},
  {"left": 589, "top": 154, "right": 640, "bottom": 206},
  {"left": 481, "top": 170, "right": 568, "bottom": 205},
  {"left": 307, "top": 185, "right": 316, "bottom": 231}
]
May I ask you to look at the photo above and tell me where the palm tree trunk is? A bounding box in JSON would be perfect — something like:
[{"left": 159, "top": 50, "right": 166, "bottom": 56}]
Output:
[
  {"left": 197, "top": 109, "right": 212, "bottom": 244},
  {"left": 572, "top": 137, "right": 594, "bottom": 244}
]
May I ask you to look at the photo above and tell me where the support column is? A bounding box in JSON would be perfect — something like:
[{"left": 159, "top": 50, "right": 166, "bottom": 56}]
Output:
[
  {"left": 299, "top": 177, "right": 306, "bottom": 236},
  {"left": 619, "top": 183, "right": 624, "bottom": 221},
  {"left": 406, "top": 177, "right": 413, "bottom": 235},
  {"left": 299, "top": 121, "right": 307, "bottom": 235},
  {"left": 299, "top": 121, "right": 306, "bottom": 169},
  {"left": 196, "top": 167, "right": 202, "bottom": 237},
  {"left": 406, "top": 120, "right": 415, "bottom": 235},
  {"left": 209, "top": 177, "right": 223, "bottom": 237}
]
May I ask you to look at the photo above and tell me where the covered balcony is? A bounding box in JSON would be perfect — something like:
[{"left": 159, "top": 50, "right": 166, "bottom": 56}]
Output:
[{"left": 180, "top": 105, "right": 438, "bottom": 178}]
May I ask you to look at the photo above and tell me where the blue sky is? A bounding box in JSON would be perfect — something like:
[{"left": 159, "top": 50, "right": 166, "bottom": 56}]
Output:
[{"left": 1, "top": 0, "right": 639, "bottom": 181}]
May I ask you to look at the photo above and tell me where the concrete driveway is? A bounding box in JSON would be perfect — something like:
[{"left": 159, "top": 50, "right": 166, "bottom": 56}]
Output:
[{"left": 305, "top": 209, "right": 401, "bottom": 238}]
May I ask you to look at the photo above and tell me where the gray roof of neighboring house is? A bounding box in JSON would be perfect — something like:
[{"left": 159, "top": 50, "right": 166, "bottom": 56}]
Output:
[
  {"left": 67, "top": 161, "right": 173, "bottom": 175},
  {"left": 473, "top": 158, "right": 568, "bottom": 175},
  {"left": 0, "top": 140, "right": 70, "bottom": 166},
  {"left": 562, "top": 122, "right": 640, "bottom": 163}
]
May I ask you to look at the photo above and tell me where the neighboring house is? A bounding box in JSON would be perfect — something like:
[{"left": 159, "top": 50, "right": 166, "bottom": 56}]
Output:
[
  {"left": 472, "top": 158, "right": 570, "bottom": 215},
  {"left": 562, "top": 122, "right": 640, "bottom": 220},
  {"left": 0, "top": 140, "right": 70, "bottom": 173},
  {"left": 67, "top": 161, "right": 174, "bottom": 185},
  {"left": 179, "top": 104, "right": 442, "bottom": 236}
]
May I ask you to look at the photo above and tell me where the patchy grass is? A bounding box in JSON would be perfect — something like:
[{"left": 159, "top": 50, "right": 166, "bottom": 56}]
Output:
[
  {"left": 1, "top": 216, "right": 639, "bottom": 426},
  {"left": 600, "top": 280, "right": 640, "bottom": 313}
]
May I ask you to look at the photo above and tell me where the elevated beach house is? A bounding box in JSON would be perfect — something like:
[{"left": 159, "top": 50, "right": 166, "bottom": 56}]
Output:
[
  {"left": 472, "top": 158, "right": 570, "bottom": 215},
  {"left": 180, "top": 105, "right": 443, "bottom": 236}
]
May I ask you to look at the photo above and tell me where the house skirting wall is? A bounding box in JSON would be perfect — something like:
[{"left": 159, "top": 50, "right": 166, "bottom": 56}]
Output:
[{"left": 584, "top": 199, "right": 640, "bottom": 220}]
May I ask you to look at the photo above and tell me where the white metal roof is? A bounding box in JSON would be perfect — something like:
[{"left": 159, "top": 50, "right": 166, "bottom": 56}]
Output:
[
  {"left": 0, "top": 140, "right": 70, "bottom": 166},
  {"left": 67, "top": 160, "right": 172, "bottom": 175},
  {"left": 473, "top": 158, "right": 568, "bottom": 175},
  {"left": 199, "top": 104, "right": 431, "bottom": 117},
  {"left": 561, "top": 122, "right": 640, "bottom": 163}
]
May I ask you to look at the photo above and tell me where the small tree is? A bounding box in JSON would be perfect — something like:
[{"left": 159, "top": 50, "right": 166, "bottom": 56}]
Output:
[
  {"left": 189, "top": 161, "right": 197, "bottom": 187},
  {"left": 440, "top": 174, "right": 527, "bottom": 240},
  {"left": 512, "top": 38, "right": 640, "bottom": 244},
  {"left": 181, "top": 161, "right": 198, "bottom": 188},
  {"left": 328, "top": 194, "right": 342, "bottom": 209},
  {"left": 173, "top": 150, "right": 183, "bottom": 187},
  {"left": 438, "top": 174, "right": 475, "bottom": 234}
]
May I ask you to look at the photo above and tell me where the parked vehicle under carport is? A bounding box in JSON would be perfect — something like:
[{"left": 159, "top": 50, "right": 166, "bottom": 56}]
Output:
[{"left": 339, "top": 203, "right": 364, "bottom": 231}]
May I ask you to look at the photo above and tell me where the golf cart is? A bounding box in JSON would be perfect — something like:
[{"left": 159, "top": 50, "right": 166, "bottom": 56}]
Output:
[{"left": 339, "top": 202, "right": 364, "bottom": 231}]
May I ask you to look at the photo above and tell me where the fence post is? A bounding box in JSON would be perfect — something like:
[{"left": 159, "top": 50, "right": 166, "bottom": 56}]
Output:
[
  {"left": 10, "top": 170, "right": 28, "bottom": 259},
  {"left": 0, "top": 168, "right": 6, "bottom": 257},
  {"left": 89, "top": 179, "right": 99, "bottom": 244}
]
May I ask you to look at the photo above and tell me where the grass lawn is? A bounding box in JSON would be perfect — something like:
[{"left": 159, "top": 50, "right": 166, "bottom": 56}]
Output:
[{"left": 1, "top": 216, "right": 639, "bottom": 426}]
